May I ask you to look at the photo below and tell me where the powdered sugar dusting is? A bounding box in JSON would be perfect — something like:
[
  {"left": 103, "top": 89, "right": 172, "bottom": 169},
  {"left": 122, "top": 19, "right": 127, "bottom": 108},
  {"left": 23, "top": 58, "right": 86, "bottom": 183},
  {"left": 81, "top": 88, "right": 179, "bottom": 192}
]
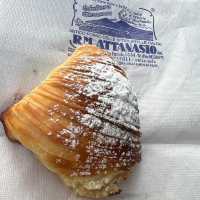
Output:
[
  {"left": 48, "top": 51, "right": 141, "bottom": 176},
  {"left": 78, "top": 55, "right": 140, "bottom": 174},
  {"left": 79, "top": 55, "right": 140, "bottom": 131}
]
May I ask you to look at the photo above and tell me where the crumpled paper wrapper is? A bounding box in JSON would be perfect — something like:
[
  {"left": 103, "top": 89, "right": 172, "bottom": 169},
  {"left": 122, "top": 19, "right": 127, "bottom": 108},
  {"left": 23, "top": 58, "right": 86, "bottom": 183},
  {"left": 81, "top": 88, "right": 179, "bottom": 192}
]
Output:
[{"left": 1, "top": 0, "right": 200, "bottom": 199}]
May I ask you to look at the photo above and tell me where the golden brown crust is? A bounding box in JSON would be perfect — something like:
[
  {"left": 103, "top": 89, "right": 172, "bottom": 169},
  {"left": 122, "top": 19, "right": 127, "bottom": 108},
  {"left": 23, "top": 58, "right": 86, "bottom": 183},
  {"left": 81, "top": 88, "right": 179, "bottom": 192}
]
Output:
[
  {"left": 1, "top": 45, "right": 141, "bottom": 198},
  {"left": 0, "top": 110, "right": 18, "bottom": 142}
]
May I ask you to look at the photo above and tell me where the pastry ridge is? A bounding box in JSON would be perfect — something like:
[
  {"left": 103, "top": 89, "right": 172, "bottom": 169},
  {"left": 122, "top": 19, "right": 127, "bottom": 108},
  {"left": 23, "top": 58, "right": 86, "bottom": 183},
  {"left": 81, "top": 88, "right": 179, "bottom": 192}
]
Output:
[{"left": 1, "top": 45, "right": 141, "bottom": 198}]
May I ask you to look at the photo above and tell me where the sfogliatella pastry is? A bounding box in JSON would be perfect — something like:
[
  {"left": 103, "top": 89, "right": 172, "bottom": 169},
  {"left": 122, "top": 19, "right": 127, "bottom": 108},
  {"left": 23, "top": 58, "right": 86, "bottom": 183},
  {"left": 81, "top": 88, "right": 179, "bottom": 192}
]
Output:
[{"left": 1, "top": 45, "right": 141, "bottom": 198}]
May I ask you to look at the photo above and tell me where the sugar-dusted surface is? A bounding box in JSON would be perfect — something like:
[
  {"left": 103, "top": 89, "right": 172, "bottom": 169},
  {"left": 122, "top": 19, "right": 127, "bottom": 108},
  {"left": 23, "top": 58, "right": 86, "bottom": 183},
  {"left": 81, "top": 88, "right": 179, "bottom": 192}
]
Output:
[{"left": 46, "top": 49, "right": 142, "bottom": 176}]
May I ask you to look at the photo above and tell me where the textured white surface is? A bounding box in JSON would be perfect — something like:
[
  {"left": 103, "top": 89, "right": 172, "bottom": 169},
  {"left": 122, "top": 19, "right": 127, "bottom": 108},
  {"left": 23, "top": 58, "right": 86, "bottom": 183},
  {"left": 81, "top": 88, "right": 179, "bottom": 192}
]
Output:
[
  {"left": 0, "top": 0, "right": 200, "bottom": 199},
  {"left": 1, "top": 136, "right": 200, "bottom": 200}
]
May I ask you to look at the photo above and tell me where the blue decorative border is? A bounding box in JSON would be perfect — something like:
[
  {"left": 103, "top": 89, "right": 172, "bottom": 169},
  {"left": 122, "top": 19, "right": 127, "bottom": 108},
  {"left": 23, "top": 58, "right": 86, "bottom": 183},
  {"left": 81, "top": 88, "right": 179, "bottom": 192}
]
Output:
[
  {"left": 71, "top": 0, "right": 78, "bottom": 26},
  {"left": 139, "top": 8, "right": 157, "bottom": 40},
  {"left": 70, "top": 1, "right": 157, "bottom": 41}
]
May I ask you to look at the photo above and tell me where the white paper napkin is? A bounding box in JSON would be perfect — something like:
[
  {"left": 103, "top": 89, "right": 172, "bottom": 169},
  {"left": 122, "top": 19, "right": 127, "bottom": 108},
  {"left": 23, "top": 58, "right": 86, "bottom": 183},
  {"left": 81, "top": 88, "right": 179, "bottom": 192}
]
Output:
[{"left": 1, "top": 0, "right": 200, "bottom": 199}]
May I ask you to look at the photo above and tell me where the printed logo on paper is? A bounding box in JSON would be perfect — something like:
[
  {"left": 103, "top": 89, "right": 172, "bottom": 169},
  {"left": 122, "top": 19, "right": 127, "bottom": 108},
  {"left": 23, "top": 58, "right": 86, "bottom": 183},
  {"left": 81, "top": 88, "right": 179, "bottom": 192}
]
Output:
[{"left": 68, "top": 0, "right": 164, "bottom": 67}]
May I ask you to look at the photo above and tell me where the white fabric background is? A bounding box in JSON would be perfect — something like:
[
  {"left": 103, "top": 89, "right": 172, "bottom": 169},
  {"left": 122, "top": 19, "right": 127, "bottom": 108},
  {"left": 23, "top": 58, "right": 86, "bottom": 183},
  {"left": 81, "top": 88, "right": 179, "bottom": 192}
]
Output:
[{"left": 0, "top": 0, "right": 200, "bottom": 199}]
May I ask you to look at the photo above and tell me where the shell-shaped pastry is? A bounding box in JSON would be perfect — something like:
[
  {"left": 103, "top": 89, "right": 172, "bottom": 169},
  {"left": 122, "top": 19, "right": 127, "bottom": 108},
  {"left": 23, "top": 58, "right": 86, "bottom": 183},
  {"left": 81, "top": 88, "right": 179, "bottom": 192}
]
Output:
[{"left": 1, "top": 45, "right": 141, "bottom": 198}]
